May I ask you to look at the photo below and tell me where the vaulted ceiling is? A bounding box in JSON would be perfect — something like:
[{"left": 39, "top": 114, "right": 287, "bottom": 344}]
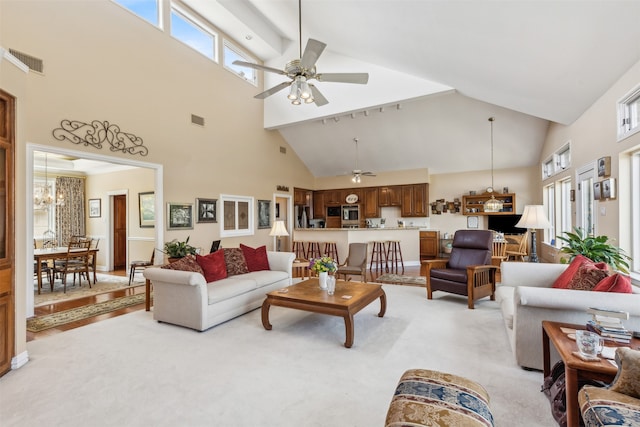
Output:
[{"left": 185, "top": 0, "right": 640, "bottom": 177}]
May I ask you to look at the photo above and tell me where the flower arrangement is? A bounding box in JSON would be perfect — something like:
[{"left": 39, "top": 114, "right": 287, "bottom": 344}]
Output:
[{"left": 310, "top": 256, "right": 337, "bottom": 274}]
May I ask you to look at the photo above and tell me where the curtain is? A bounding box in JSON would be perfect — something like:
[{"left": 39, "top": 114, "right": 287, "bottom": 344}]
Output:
[{"left": 55, "top": 176, "right": 85, "bottom": 245}]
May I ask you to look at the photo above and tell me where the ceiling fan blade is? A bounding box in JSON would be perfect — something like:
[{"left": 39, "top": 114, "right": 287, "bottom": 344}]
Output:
[
  {"left": 232, "top": 60, "right": 286, "bottom": 76},
  {"left": 254, "top": 81, "right": 293, "bottom": 99},
  {"left": 309, "top": 84, "right": 328, "bottom": 106},
  {"left": 362, "top": 172, "right": 376, "bottom": 177},
  {"left": 300, "top": 39, "right": 326, "bottom": 70},
  {"left": 316, "top": 73, "right": 369, "bottom": 84}
]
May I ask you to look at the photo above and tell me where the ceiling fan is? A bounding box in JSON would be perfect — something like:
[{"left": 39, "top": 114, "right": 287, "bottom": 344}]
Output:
[
  {"left": 351, "top": 138, "right": 376, "bottom": 183},
  {"left": 233, "top": 0, "right": 368, "bottom": 106}
]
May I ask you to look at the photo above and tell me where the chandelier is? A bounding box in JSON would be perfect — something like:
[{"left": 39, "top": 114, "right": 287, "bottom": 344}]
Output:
[
  {"left": 483, "top": 117, "right": 504, "bottom": 213},
  {"left": 34, "top": 153, "right": 65, "bottom": 210}
]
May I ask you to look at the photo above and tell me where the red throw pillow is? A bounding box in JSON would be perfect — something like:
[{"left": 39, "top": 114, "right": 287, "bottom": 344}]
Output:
[
  {"left": 240, "top": 244, "right": 270, "bottom": 272},
  {"left": 592, "top": 273, "right": 633, "bottom": 293},
  {"left": 196, "top": 251, "right": 227, "bottom": 282},
  {"left": 552, "top": 255, "right": 608, "bottom": 288},
  {"left": 566, "top": 263, "right": 610, "bottom": 291}
]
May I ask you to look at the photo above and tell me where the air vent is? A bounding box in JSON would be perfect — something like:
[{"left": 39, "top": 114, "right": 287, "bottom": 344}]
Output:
[
  {"left": 280, "top": 146, "right": 286, "bottom": 154},
  {"left": 8, "top": 49, "right": 44, "bottom": 73},
  {"left": 191, "top": 114, "right": 205, "bottom": 126}
]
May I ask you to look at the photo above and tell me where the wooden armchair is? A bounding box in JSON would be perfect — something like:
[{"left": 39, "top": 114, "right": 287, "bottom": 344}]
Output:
[{"left": 423, "top": 230, "right": 497, "bottom": 309}]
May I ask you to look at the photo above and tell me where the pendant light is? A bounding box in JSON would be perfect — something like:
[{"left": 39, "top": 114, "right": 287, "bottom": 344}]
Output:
[{"left": 484, "top": 117, "right": 503, "bottom": 213}]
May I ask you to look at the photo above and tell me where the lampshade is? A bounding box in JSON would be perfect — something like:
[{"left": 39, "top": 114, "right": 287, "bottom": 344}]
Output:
[
  {"left": 269, "top": 220, "right": 289, "bottom": 237},
  {"left": 515, "top": 205, "right": 552, "bottom": 230}
]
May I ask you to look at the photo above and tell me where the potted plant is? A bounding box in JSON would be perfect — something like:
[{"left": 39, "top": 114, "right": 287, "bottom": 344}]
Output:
[
  {"left": 557, "top": 227, "right": 631, "bottom": 273},
  {"left": 163, "top": 236, "right": 197, "bottom": 261}
]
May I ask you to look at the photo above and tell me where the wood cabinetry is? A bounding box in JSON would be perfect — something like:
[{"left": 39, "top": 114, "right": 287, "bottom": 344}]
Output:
[
  {"left": 323, "top": 190, "right": 342, "bottom": 205},
  {"left": 420, "top": 231, "right": 439, "bottom": 260},
  {"left": 378, "top": 186, "right": 402, "bottom": 207},
  {"left": 462, "top": 192, "right": 516, "bottom": 215},
  {"left": 313, "top": 191, "right": 325, "bottom": 218},
  {"left": 363, "top": 187, "right": 380, "bottom": 218},
  {"left": 401, "top": 183, "right": 428, "bottom": 217},
  {"left": 294, "top": 188, "right": 310, "bottom": 206}
]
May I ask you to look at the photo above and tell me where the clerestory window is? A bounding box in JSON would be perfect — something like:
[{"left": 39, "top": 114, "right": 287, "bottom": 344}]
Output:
[
  {"left": 170, "top": 5, "right": 217, "bottom": 61},
  {"left": 223, "top": 40, "right": 258, "bottom": 86},
  {"left": 618, "top": 84, "right": 640, "bottom": 141},
  {"left": 113, "top": 0, "right": 161, "bottom": 28}
]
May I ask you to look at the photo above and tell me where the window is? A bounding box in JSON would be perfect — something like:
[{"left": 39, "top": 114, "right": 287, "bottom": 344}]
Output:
[
  {"left": 541, "top": 141, "right": 571, "bottom": 179},
  {"left": 170, "top": 6, "right": 217, "bottom": 61},
  {"left": 113, "top": 0, "right": 160, "bottom": 27},
  {"left": 543, "top": 184, "right": 555, "bottom": 243},
  {"left": 632, "top": 149, "right": 640, "bottom": 277},
  {"left": 559, "top": 178, "right": 572, "bottom": 240},
  {"left": 618, "top": 84, "right": 640, "bottom": 141},
  {"left": 223, "top": 40, "right": 257, "bottom": 86},
  {"left": 542, "top": 158, "right": 554, "bottom": 179},
  {"left": 220, "top": 195, "right": 253, "bottom": 237},
  {"left": 576, "top": 163, "right": 596, "bottom": 236}
]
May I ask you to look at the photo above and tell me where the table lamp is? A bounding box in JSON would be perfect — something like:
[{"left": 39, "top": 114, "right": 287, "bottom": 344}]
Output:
[
  {"left": 515, "top": 205, "right": 552, "bottom": 263},
  {"left": 269, "top": 220, "right": 289, "bottom": 252}
]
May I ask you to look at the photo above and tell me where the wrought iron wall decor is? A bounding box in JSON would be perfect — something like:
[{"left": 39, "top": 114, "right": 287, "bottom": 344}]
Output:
[{"left": 52, "top": 119, "right": 148, "bottom": 156}]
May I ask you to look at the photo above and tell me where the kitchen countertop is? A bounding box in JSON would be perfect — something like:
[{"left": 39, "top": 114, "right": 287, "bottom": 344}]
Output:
[{"left": 293, "top": 227, "right": 430, "bottom": 231}]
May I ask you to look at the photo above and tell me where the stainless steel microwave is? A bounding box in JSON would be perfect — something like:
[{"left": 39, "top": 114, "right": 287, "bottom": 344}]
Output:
[{"left": 327, "top": 206, "right": 341, "bottom": 217}]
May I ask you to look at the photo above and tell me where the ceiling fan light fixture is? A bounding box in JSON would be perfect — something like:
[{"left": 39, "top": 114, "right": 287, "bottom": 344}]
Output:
[
  {"left": 304, "top": 96, "right": 314, "bottom": 104},
  {"left": 298, "top": 77, "right": 311, "bottom": 99},
  {"left": 287, "top": 81, "right": 299, "bottom": 100},
  {"left": 291, "top": 98, "right": 302, "bottom": 105},
  {"left": 352, "top": 174, "right": 361, "bottom": 183}
]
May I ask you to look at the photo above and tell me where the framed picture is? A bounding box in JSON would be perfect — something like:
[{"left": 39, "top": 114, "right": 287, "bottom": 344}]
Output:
[
  {"left": 197, "top": 198, "right": 217, "bottom": 223},
  {"left": 602, "top": 178, "right": 616, "bottom": 199},
  {"left": 467, "top": 215, "right": 479, "bottom": 229},
  {"left": 593, "top": 181, "right": 602, "bottom": 200},
  {"left": 598, "top": 156, "right": 611, "bottom": 177},
  {"left": 88, "top": 198, "right": 101, "bottom": 218},
  {"left": 167, "top": 202, "right": 193, "bottom": 230},
  {"left": 258, "top": 199, "right": 271, "bottom": 229},
  {"left": 275, "top": 203, "right": 280, "bottom": 219},
  {"left": 138, "top": 191, "right": 155, "bottom": 228}
]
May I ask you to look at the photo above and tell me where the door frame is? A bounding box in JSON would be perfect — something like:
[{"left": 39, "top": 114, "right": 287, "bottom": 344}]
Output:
[
  {"left": 107, "top": 190, "right": 128, "bottom": 271},
  {"left": 575, "top": 162, "right": 597, "bottom": 236},
  {"left": 273, "top": 193, "right": 293, "bottom": 250},
  {"left": 25, "top": 143, "right": 164, "bottom": 317}
]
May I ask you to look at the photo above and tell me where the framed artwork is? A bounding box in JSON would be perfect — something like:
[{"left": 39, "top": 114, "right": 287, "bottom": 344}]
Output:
[
  {"left": 167, "top": 202, "right": 194, "bottom": 230},
  {"left": 602, "top": 178, "right": 616, "bottom": 199},
  {"left": 275, "top": 203, "right": 280, "bottom": 219},
  {"left": 88, "top": 198, "right": 101, "bottom": 218},
  {"left": 197, "top": 198, "right": 217, "bottom": 223},
  {"left": 258, "top": 199, "right": 271, "bottom": 229},
  {"left": 598, "top": 156, "right": 611, "bottom": 177},
  {"left": 593, "top": 181, "right": 602, "bottom": 200},
  {"left": 138, "top": 191, "right": 155, "bottom": 228},
  {"left": 220, "top": 195, "right": 253, "bottom": 237},
  {"left": 467, "top": 215, "right": 479, "bottom": 229}
]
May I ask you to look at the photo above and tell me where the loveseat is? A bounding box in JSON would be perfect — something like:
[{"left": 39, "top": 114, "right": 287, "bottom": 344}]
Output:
[
  {"left": 144, "top": 251, "right": 295, "bottom": 331},
  {"left": 495, "top": 262, "right": 640, "bottom": 370}
]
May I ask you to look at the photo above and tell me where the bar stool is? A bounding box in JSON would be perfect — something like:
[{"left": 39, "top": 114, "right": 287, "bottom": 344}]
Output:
[
  {"left": 292, "top": 241, "right": 307, "bottom": 260},
  {"left": 386, "top": 240, "right": 404, "bottom": 273},
  {"left": 369, "top": 241, "right": 387, "bottom": 271},
  {"left": 307, "top": 241, "right": 322, "bottom": 260},
  {"left": 323, "top": 242, "right": 339, "bottom": 264}
]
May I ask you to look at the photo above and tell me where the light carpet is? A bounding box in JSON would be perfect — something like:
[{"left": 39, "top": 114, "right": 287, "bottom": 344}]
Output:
[
  {"left": 34, "top": 273, "right": 136, "bottom": 306},
  {"left": 375, "top": 273, "right": 426, "bottom": 287},
  {"left": 1, "top": 285, "right": 556, "bottom": 426}
]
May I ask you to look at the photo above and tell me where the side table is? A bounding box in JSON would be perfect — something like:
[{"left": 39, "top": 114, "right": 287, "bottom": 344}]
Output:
[
  {"left": 292, "top": 258, "right": 310, "bottom": 280},
  {"left": 542, "top": 320, "right": 639, "bottom": 427}
]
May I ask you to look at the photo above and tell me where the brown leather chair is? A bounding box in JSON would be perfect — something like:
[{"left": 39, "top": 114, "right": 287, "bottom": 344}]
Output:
[{"left": 424, "top": 230, "right": 497, "bottom": 309}]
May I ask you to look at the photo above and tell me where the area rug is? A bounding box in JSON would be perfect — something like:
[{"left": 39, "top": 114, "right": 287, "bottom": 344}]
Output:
[
  {"left": 34, "top": 273, "right": 135, "bottom": 306},
  {"left": 374, "top": 273, "right": 426, "bottom": 287},
  {"left": 27, "top": 293, "right": 147, "bottom": 332}
]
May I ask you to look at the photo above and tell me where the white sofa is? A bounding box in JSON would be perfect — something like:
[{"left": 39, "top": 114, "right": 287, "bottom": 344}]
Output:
[
  {"left": 143, "top": 251, "right": 295, "bottom": 331},
  {"left": 495, "top": 262, "right": 640, "bottom": 371}
]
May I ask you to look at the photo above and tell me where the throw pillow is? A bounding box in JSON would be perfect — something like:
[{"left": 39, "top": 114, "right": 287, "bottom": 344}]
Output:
[
  {"left": 196, "top": 251, "right": 227, "bottom": 282},
  {"left": 610, "top": 347, "right": 640, "bottom": 399},
  {"left": 566, "top": 263, "right": 609, "bottom": 291},
  {"left": 160, "top": 254, "right": 204, "bottom": 275},
  {"left": 592, "top": 273, "right": 633, "bottom": 293},
  {"left": 223, "top": 248, "right": 249, "bottom": 276},
  {"left": 552, "top": 255, "right": 590, "bottom": 289},
  {"left": 240, "top": 244, "right": 270, "bottom": 272}
]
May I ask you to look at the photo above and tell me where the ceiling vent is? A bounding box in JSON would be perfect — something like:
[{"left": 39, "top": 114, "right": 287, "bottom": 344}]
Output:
[
  {"left": 191, "top": 114, "right": 205, "bottom": 126},
  {"left": 280, "top": 146, "right": 286, "bottom": 154},
  {"left": 8, "top": 49, "right": 44, "bottom": 73}
]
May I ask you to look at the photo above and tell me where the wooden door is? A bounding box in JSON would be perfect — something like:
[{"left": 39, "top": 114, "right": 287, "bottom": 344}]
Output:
[
  {"left": 113, "top": 195, "right": 127, "bottom": 269},
  {"left": 0, "top": 90, "right": 15, "bottom": 377}
]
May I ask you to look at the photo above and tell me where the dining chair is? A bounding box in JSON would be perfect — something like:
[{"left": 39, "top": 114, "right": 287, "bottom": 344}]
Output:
[
  {"left": 492, "top": 240, "right": 508, "bottom": 261},
  {"left": 53, "top": 240, "right": 92, "bottom": 292},
  {"left": 33, "top": 239, "right": 53, "bottom": 291},
  {"left": 42, "top": 230, "right": 56, "bottom": 249},
  {"left": 335, "top": 243, "right": 368, "bottom": 282},
  {"left": 129, "top": 249, "right": 155, "bottom": 286},
  {"left": 506, "top": 232, "right": 529, "bottom": 261}
]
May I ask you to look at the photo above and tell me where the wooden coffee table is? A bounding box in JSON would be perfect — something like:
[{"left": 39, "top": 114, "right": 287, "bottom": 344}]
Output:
[
  {"left": 542, "top": 320, "right": 640, "bottom": 427},
  {"left": 261, "top": 278, "right": 386, "bottom": 348}
]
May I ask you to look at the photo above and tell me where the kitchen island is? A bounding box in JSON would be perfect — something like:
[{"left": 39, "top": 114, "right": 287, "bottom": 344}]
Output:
[{"left": 292, "top": 228, "right": 425, "bottom": 266}]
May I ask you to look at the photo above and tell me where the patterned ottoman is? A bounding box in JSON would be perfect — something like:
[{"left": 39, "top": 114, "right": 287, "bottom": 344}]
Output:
[{"left": 385, "top": 369, "right": 494, "bottom": 427}]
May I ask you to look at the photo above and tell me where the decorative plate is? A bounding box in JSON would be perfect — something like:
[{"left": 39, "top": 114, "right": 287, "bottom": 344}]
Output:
[{"left": 345, "top": 194, "right": 358, "bottom": 203}]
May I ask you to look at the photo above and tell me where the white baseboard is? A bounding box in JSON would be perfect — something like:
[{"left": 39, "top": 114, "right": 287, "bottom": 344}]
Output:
[{"left": 11, "top": 350, "right": 29, "bottom": 370}]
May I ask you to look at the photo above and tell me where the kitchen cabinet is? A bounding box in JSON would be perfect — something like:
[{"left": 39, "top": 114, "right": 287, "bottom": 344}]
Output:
[
  {"left": 324, "top": 190, "right": 342, "bottom": 205},
  {"left": 294, "top": 188, "right": 310, "bottom": 206},
  {"left": 401, "top": 183, "right": 428, "bottom": 217},
  {"left": 420, "top": 231, "right": 439, "bottom": 260},
  {"left": 462, "top": 192, "right": 516, "bottom": 215},
  {"left": 363, "top": 187, "right": 380, "bottom": 218},
  {"left": 379, "top": 186, "right": 402, "bottom": 207},
  {"left": 313, "top": 191, "right": 325, "bottom": 218},
  {"left": 341, "top": 188, "right": 362, "bottom": 204}
]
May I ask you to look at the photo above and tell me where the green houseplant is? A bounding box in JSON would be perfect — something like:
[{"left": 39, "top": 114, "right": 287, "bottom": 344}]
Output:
[
  {"left": 163, "top": 236, "right": 197, "bottom": 259},
  {"left": 557, "top": 227, "right": 631, "bottom": 273}
]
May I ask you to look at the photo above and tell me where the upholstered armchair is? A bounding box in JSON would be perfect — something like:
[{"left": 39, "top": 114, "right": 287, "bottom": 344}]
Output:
[
  {"left": 423, "top": 230, "right": 496, "bottom": 309},
  {"left": 336, "top": 243, "right": 368, "bottom": 282}
]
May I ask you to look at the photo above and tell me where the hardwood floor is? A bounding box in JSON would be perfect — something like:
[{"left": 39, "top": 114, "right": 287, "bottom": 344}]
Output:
[{"left": 27, "top": 265, "right": 423, "bottom": 342}]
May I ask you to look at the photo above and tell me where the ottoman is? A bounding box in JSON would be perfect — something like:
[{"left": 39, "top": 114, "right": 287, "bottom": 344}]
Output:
[{"left": 385, "top": 369, "right": 494, "bottom": 427}]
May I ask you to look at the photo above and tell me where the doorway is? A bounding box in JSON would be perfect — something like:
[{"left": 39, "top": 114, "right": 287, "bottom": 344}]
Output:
[
  {"left": 113, "top": 194, "right": 127, "bottom": 270},
  {"left": 576, "top": 163, "right": 597, "bottom": 235},
  {"left": 274, "top": 194, "right": 292, "bottom": 252}
]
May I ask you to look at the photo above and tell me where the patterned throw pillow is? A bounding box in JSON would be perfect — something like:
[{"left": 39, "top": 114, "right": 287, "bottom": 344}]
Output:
[
  {"left": 240, "top": 244, "right": 270, "bottom": 272},
  {"left": 610, "top": 347, "right": 640, "bottom": 399},
  {"left": 566, "top": 263, "right": 609, "bottom": 291},
  {"left": 223, "top": 248, "right": 249, "bottom": 276},
  {"left": 160, "top": 254, "right": 204, "bottom": 275},
  {"left": 592, "top": 273, "right": 633, "bottom": 293},
  {"left": 196, "top": 251, "right": 227, "bottom": 282}
]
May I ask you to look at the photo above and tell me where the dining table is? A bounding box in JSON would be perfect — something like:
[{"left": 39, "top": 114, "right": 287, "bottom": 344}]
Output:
[{"left": 34, "top": 246, "right": 99, "bottom": 293}]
